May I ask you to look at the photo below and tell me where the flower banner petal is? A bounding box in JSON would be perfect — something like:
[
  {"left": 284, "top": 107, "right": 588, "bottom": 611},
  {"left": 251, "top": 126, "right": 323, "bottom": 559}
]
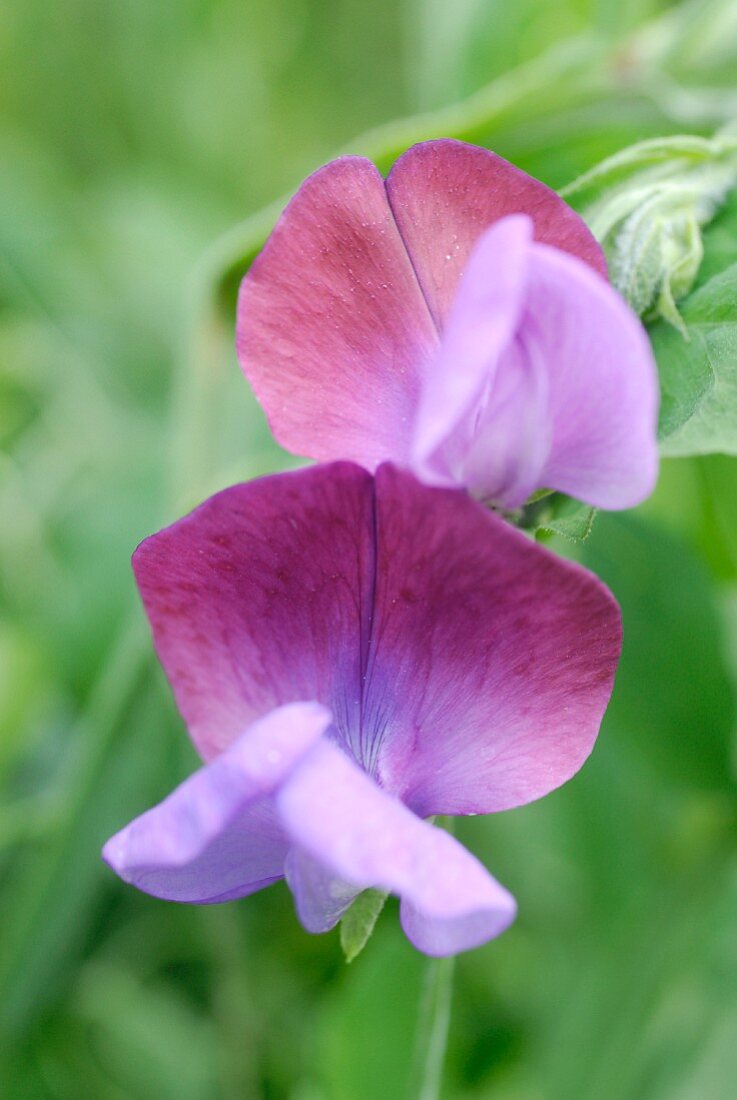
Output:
[
  {"left": 132, "top": 463, "right": 374, "bottom": 761},
  {"left": 386, "top": 138, "right": 607, "bottom": 327},
  {"left": 132, "top": 463, "right": 621, "bottom": 830},
  {"left": 369, "top": 466, "right": 621, "bottom": 816},
  {"left": 237, "top": 157, "right": 438, "bottom": 470}
]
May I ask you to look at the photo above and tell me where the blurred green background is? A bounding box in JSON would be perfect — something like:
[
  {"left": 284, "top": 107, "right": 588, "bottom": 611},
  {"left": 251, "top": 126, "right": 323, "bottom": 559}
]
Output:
[{"left": 2, "top": 0, "right": 737, "bottom": 1096}]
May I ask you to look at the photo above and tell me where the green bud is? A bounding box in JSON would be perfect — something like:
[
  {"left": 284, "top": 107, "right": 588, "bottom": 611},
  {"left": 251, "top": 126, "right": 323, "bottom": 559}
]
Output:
[{"left": 562, "top": 134, "right": 737, "bottom": 332}]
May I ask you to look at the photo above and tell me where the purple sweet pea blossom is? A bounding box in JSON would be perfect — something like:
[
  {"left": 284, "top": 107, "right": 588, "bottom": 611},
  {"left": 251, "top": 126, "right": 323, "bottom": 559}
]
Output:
[
  {"left": 104, "top": 463, "right": 621, "bottom": 955},
  {"left": 237, "top": 139, "right": 659, "bottom": 509}
]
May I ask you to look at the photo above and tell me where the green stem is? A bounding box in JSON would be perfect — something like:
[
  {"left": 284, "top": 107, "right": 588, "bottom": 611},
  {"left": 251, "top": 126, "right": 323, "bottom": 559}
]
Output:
[
  {"left": 408, "top": 954, "right": 456, "bottom": 1100},
  {"left": 407, "top": 817, "right": 457, "bottom": 1100}
]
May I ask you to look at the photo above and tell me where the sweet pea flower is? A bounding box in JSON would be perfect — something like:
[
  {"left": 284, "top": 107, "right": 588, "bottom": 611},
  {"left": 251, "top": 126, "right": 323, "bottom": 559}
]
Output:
[
  {"left": 237, "top": 139, "right": 659, "bottom": 510},
  {"left": 103, "top": 463, "right": 621, "bottom": 955}
]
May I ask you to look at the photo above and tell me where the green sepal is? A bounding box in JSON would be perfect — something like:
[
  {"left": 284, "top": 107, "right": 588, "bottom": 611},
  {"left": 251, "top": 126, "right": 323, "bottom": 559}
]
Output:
[{"left": 339, "top": 889, "right": 389, "bottom": 963}]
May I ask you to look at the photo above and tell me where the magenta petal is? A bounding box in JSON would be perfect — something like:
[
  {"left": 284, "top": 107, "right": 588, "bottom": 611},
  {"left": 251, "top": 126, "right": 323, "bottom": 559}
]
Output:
[
  {"left": 528, "top": 243, "right": 660, "bottom": 509},
  {"left": 369, "top": 466, "right": 622, "bottom": 816},
  {"left": 134, "top": 463, "right": 620, "bottom": 818},
  {"left": 386, "top": 138, "right": 606, "bottom": 327},
  {"left": 237, "top": 156, "right": 438, "bottom": 470},
  {"left": 132, "top": 463, "right": 375, "bottom": 761},
  {"left": 102, "top": 703, "right": 331, "bottom": 903},
  {"left": 277, "top": 740, "right": 516, "bottom": 955}
]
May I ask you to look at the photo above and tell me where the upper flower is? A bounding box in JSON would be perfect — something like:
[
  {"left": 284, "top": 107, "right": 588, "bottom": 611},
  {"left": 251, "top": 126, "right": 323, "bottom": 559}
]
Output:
[
  {"left": 103, "top": 463, "right": 621, "bottom": 955},
  {"left": 237, "top": 139, "right": 659, "bottom": 510}
]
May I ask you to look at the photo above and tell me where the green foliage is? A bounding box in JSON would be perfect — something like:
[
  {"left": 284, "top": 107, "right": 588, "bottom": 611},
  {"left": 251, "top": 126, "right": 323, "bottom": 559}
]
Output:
[
  {"left": 522, "top": 492, "right": 597, "bottom": 543},
  {"left": 655, "top": 259, "right": 737, "bottom": 455},
  {"left": 317, "top": 928, "right": 425, "bottom": 1099},
  {"left": 584, "top": 513, "right": 735, "bottom": 792},
  {"left": 563, "top": 137, "right": 737, "bottom": 457}
]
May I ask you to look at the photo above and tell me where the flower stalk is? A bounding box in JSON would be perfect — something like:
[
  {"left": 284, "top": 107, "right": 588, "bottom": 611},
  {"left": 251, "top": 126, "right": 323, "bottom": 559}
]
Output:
[
  {"left": 408, "top": 819, "right": 457, "bottom": 1100},
  {"left": 408, "top": 954, "right": 456, "bottom": 1100}
]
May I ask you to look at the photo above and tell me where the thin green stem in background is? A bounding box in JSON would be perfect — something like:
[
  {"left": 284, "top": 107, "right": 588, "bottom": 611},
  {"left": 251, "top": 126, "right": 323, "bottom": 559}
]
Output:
[
  {"left": 408, "top": 955, "right": 456, "bottom": 1100},
  {"left": 407, "top": 818, "right": 456, "bottom": 1100}
]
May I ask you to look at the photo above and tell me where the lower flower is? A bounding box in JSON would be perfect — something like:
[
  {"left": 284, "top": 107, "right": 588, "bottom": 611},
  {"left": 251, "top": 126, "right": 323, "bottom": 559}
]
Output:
[
  {"left": 104, "top": 701, "right": 516, "bottom": 955},
  {"left": 103, "top": 462, "right": 621, "bottom": 956}
]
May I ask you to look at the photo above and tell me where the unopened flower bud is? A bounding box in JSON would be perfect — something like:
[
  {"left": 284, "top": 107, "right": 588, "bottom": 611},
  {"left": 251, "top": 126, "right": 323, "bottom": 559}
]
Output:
[{"left": 562, "top": 134, "right": 737, "bottom": 332}]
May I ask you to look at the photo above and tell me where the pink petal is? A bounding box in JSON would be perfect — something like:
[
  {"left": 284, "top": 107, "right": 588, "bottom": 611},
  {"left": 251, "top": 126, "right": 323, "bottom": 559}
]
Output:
[
  {"left": 412, "top": 217, "right": 658, "bottom": 509},
  {"left": 102, "top": 703, "right": 331, "bottom": 903},
  {"left": 386, "top": 138, "right": 607, "bottom": 327},
  {"left": 277, "top": 739, "right": 516, "bottom": 955},
  {"left": 411, "top": 214, "right": 551, "bottom": 504},
  {"left": 369, "top": 466, "right": 622, "bottom": 816},
  {"left": 237, "top": 140, "right": 605, "bottom": 476},
  {"left": 237, "top": 156, "right": 438, "bottom": 471},
  {"left": 527, "top": 242, "right": 660, "bottom": 509},
  {"left": 132, "top": 464, "right": 375, "bottom": 761}
]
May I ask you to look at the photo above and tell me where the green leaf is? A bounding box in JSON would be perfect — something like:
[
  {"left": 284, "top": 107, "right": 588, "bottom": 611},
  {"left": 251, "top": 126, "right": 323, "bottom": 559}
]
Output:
[
  {"left": 520, "top": 492, "right": 597, "bottom": 543},
  {"left": 339, "top": 888, "right": 389, "bottom": 962},
  {"left": 654, "top": 262, "right": 737, "bottom": 455},
  {"left": 651, "top": 314, "right": 714, "bottom": 439},
  {"left": 537, "top": 502, "right": 597, "bottom": 543},
  {"left": 694, "top": 185, "right": 737, "bottom": 287}
]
